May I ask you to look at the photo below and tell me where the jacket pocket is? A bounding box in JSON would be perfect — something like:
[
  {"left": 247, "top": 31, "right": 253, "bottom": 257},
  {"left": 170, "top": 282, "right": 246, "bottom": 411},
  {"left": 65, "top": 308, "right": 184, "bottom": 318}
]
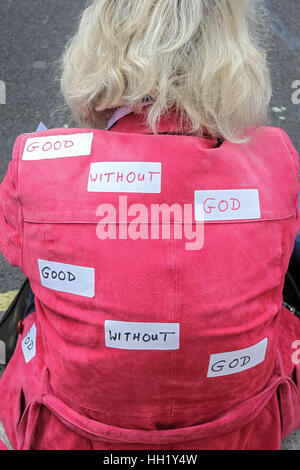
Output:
[
  {"left": 277, "top": 363, "right": 300, "bottom": 439},
  {"left": 16, "top": 398, "right": 42, "bottom": 450}
]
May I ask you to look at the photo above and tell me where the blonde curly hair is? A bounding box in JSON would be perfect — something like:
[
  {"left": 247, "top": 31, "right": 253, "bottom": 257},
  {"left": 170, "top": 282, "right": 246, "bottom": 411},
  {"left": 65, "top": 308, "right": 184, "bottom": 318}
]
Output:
[{"left": 60, "top": 0, "right": 272, "bottom": 143}]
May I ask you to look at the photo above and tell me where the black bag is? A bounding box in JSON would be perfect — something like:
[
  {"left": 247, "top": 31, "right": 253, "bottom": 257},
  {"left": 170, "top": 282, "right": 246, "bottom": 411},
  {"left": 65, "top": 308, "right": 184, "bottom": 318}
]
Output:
[
  {"left": 0, "top": 278, "right": 31, "bottom": 369},
  {"left": 283, "top": 256, "right": 300, "bottom": 320}
]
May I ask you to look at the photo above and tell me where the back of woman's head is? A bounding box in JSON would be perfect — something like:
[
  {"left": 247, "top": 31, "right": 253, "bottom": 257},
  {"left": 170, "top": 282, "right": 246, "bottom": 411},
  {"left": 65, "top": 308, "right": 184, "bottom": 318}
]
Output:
[{"left": 60, "top": 0, "right": 272, "bottom": 143}]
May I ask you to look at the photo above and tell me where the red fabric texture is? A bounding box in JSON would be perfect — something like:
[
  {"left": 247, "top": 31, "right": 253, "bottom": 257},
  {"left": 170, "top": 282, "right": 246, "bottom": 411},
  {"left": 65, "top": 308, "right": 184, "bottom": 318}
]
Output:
[
  {"left": 0, "top": 440, "right": 8, "bottom": 450},
  {"left": 0, "top": 112, "right": 299, "bottom": 449}
]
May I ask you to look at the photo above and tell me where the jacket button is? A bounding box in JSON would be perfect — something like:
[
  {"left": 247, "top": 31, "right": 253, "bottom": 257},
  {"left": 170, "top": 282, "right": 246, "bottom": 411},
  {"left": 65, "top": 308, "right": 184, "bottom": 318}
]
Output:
[{"left": 18, "top": 320, "right": 24, "bottom": 335}]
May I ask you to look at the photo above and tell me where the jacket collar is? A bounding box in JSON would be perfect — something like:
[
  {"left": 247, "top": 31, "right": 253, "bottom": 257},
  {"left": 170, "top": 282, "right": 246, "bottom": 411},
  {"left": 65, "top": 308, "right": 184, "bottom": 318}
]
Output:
[
  {"left": 105, "top": 105, "right": 219, "bottom": 149},
  {"left": 106, "top": 105, "right": 192, "bottom": 135}
]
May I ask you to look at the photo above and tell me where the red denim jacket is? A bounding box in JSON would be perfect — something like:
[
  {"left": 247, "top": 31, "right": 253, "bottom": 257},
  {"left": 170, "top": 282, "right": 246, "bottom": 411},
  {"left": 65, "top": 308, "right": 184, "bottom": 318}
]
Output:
[{"left": 0, "top": 111, "right": 299, "bottom": 450}]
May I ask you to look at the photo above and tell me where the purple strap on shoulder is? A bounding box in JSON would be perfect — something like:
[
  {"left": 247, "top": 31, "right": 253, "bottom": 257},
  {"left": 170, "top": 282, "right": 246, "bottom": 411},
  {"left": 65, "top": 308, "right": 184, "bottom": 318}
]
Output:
[{"left": 106, "top": 106, "right": 133, "bottom": 131}]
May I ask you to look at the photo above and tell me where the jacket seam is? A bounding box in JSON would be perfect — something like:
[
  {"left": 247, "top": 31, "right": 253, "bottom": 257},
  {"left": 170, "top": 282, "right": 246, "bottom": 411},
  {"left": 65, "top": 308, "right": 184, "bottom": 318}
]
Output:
[
  {"left": 21, "top": 215, "right": 297, "bottom": 225},
  {"left": 280, "top": 129, "right": 300, "bottom": 178},
  {"left": 0, "top": 230, "right": 19, "bottom": 250},
  {"left": 15, "top": 134, "right": 25, "bottom": 272},
  {"left": 168, "top": 235, "right": 177, "bottom": 423}
]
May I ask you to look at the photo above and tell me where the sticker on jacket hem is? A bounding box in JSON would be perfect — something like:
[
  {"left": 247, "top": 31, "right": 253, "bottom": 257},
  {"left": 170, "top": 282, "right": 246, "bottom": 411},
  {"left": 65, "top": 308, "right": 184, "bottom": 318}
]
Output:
[
  {"left": 22, "top": 323, "right": 36, "bottom": 363},
  {"left": 105, "top": 321, "right": 179, "bottom": 350},
  {"left": 207, "top": 337, "right": 268, "bottom": 377},
  {"left": 22, "top": 133, "right": 94, "bottom": 161},
  {"left": 195, "top": 189, "right": 261, "bottom": 221},
  {"left": 88, "top": 162, "right": 162, "bottom": 193},
  {"left": 38, "top": 259, "right": 95, "bottom": 298}
]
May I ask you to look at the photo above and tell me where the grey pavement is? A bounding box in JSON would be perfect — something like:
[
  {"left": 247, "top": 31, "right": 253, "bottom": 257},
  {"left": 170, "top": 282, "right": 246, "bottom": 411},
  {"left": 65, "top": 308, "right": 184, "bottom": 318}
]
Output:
[
  {"left": 0, "top": 0, "right": 299, "bottom": 450},
  {"left": 0, "top": 422, "right": 11, "bottom": 450}
]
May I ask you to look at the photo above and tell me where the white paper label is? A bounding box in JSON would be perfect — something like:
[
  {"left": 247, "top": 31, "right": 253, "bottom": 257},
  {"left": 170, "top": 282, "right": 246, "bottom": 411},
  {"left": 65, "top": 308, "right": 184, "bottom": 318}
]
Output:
[
  {"left": 22, "top": 133, "right": 94, "bottom": 161},
  {"left": 195, "top": 189, "right": 261, "bottom": 221},
  {"left": 0, "top": 340, "right": 5, "bottom": 364},
  {"left": 38, "top": 259, "right": 95, "bottom": 298},
  {"left": 207, "top": 338, "right": 268, "bottom": 378},
  {"left": 22, "top": 323, "right": 36, "bottom": 363},
  {"left": 105, "top": 321, "right": 180, "bottom": 350},
  {"left": 88, "top": 162, "right": 162, "bottom": 193}
]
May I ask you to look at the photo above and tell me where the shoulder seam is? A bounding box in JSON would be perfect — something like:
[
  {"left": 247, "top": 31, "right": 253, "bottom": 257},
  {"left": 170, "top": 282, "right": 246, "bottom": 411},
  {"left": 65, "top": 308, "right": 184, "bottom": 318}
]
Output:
[
  {"left": 14, "top": 134, "right": 25, "bottom": 272},
  {"left": 279, "top": 129, "right": 299, "bottom": 176}
]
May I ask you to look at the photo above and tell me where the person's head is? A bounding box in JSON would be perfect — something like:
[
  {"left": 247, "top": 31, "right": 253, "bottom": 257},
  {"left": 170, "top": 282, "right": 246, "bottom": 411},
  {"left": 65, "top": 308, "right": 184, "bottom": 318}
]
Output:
[{"left": 60, "top": 0, "right": 272, "bottom": 143}]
